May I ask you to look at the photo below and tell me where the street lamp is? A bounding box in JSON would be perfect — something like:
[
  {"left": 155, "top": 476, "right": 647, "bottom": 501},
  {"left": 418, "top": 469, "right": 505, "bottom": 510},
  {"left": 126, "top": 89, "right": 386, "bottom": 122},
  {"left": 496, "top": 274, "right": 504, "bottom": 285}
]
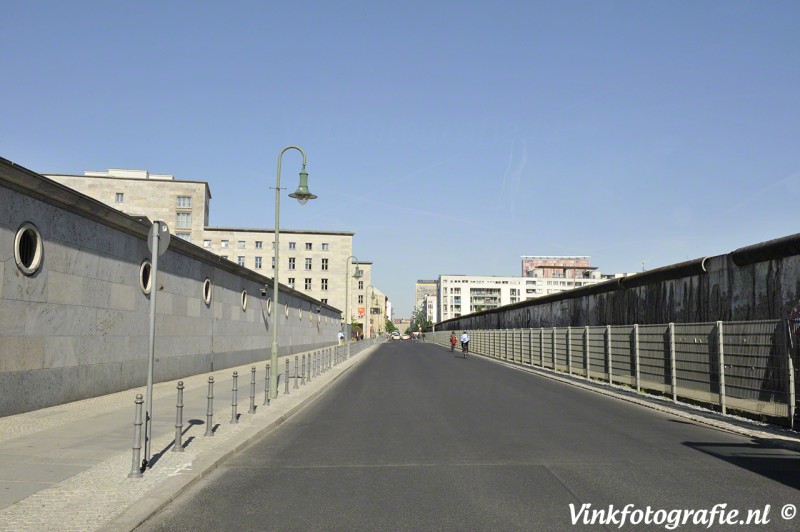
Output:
[
  {"left": 270, "top": 146, "right": 316, "bottom": 400},
  {"left": 344, "top": 255, "right": 362, "bottom": 357}
]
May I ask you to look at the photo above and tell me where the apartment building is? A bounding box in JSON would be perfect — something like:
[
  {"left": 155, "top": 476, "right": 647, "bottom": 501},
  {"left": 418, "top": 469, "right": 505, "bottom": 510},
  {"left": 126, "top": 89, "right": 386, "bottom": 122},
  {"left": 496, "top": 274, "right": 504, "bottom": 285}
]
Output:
[
  {"left": 45, "top": 168, "right": 369, "bottom": 314},
  {"left": 437, "top": 273, "right": 616, "bottom": 322}
]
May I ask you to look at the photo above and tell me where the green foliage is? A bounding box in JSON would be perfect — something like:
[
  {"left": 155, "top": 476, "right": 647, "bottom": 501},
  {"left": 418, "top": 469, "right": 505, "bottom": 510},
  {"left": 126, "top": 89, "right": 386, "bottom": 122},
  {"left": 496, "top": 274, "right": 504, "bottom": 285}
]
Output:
[{"left": 385, "top": 319, "right": 398, "bottom": 333}]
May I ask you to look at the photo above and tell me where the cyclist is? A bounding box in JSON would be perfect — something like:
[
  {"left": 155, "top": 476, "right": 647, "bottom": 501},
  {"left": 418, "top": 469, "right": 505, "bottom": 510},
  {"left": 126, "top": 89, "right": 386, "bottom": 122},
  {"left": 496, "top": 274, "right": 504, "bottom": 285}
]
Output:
[
  {"left": 450, "top": 332, "right": 457, "bottom": 352},
  {"left": 460, "top": 330, "right": 470, "bottom": 358}
]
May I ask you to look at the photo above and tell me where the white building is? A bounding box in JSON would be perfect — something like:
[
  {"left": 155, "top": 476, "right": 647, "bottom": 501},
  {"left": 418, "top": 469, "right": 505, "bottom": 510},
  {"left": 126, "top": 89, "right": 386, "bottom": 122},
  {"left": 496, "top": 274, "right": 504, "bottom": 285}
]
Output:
[{"left": 436, "top": 271, "right": 620, "bottom": 322}]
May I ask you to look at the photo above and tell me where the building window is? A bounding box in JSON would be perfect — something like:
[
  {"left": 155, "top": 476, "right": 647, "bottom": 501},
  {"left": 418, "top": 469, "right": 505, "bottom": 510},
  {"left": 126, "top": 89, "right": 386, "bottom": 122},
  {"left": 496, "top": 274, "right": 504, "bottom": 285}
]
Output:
[
  {"left": 358, "top": 295, "right": 364, "bottom": 304},
  {"left": 255, "top": 241, "right": 263, "bottom": 249},
  {"left": 321, "top": 278, "right": 328, "bottom": 291},
  {"left": 305, "top": 258, "right": 312, "bottom": 270},
  {"left": 237, "top": 256, "right": 245, "bottom": 267},
  {"left": 358, "top": 281, "right": 364, "bottom": 290},
  {"left": 321, "top": 243, "right": 329, "bottom": 251},
  {"left": 288, "top": 277, "right": 295, "bottom": 288},
  {"left": 271, "top": 256, "right": 275, "bottom": 269},
  {"left": 304, "top": 278, "right": 312, "bottom": 290},
  {"left": 203, "top": 239, "right": 211, "bottom": 247},
  {"left": 321, "top": 258, "right": 329, "bottom": 270},
  {"left": 221, "top": 240, "right": 229, "bottom": 248},
  {"left": 176, "top": 232, "right": 191, "bottom": 241},
  {"left": 176, "top": 212, "right": 192, "bottom": 229},
  {"left": 255, "top": 256, "right": 262, "bottom": 269},
  {"left": 288, "top": 242, "right": 296, "bottom": 250},
  {"left": 288, "top": 257, "right": 295, "bottom": 270},
  {"left": 321, "top": 299, "right": 328, "bottom": 304},
  {"left": 177, "top": 196, "right": 192, "bottom": 208},
  {"left": 305, "top": 243, "right": 312, "bottom": 250},
  {"left": 115, "top": 192, "right": 124, "bottom": 203},
  {"left": 222, "top": 255, "right": 228, "bottom": 260},
  {"left": 238, "top": 240, "right": 245, "bottom": 249}
]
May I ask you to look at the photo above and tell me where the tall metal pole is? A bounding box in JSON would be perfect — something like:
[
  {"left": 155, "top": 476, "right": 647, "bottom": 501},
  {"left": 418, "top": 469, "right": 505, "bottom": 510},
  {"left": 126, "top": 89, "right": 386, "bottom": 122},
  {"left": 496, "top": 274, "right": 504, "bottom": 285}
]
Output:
[
  {"left": 270, "top": 146, "right": 307, "bottom": 400},
  {"left": 144, "top": 225, "right": 160, "bottom": 467}
]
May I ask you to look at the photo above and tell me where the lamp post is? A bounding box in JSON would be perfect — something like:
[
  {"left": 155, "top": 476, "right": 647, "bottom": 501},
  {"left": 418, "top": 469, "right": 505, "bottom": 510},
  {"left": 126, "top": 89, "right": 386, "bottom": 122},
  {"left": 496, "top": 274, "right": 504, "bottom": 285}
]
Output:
[
  {"left": 270, "top": 146, "right": 316, "bottom": 400},
  {"left": 344, "top": 255, "right": 362, "bottom": 357}
]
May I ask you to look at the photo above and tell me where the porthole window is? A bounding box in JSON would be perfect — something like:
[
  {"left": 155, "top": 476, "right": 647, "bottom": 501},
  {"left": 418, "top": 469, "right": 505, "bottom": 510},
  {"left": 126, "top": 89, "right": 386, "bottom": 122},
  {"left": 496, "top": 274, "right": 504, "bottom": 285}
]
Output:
[
  {"left": 14, "top": 222, "right": 44, "bottom": 275},
  {"left": 298, "top": 308, "right": 303, "bottom": 320},
  {"left": 266, "top": 298, "right": 272, "bottom": 315},
  {"left": 202, "top": 279, "right": 212, "bottom": 305},
  {"left": 139, "top": 260, "right": 152, "bottom": 295},
  {"left": 284, "top": 304, "right": 289, "bottom": 318},
  {"left": 241, "top": 290, "right": 248, "bottom": 311}
]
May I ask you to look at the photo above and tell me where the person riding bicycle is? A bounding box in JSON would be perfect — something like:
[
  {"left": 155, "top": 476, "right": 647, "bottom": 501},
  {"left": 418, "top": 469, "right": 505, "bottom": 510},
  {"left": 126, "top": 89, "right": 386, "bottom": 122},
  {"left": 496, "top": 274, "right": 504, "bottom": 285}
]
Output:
[
  {"left": 450, "top": 332, "right": 457, "bottom": 351},
  {"left": 460, "top": 331, "right": 470, "bottom": 354}
]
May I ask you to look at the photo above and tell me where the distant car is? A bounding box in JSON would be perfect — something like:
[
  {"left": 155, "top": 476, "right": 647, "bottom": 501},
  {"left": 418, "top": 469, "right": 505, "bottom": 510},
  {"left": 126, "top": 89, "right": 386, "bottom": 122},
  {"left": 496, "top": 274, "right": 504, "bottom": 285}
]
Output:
[{"left": 391, "top": 332, "right": 400, "bottom": 340}]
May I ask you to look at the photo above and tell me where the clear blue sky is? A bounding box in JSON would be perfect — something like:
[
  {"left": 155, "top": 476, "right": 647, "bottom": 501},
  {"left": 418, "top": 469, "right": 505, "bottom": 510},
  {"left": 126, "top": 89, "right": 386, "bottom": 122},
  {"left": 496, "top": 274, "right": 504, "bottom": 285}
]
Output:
[{"left": 2, "top": 1, "right": 799, "bottom": 318}]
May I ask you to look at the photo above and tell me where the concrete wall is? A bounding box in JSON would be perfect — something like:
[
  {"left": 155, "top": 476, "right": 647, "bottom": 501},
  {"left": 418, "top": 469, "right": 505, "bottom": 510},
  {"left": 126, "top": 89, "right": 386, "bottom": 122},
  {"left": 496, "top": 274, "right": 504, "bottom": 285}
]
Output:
[
  {"left": 437, "top": 237, "right": 800, "bottom": 331},
  {"left": 0, "top": 158, "right": 340, "bottom": 416}
]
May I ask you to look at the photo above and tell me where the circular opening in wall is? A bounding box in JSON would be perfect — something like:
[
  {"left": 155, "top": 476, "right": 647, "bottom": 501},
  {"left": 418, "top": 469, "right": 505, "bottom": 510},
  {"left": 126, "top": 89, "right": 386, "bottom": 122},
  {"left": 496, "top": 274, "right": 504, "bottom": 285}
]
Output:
[
  {"left": 202, "top": 279, "right": 212, "bottom": 305},
  {"left": 139, "top": 260, "right": 152, "bottom": 295},
  {"left": 266, "top": 298, "right": 272, "bottom": 315},
  {"left": 284, "top": 304, "right": 289, "bottom": 318},
  {"left": 14, "top": 222, "right": 43, "bottom": 275},
  {"left": 241, "top": 290, "right": 248, "bottom": 311},
  {"left": 298, "top": 308, "right": 303, "bottom": 320}
]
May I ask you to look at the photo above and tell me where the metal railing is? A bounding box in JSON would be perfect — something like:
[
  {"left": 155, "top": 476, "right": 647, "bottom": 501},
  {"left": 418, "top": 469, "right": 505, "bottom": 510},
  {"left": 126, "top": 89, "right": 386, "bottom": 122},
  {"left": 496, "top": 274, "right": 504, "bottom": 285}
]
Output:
[{"left": 433, "top": 320, "right": 798, "bottom": 427}]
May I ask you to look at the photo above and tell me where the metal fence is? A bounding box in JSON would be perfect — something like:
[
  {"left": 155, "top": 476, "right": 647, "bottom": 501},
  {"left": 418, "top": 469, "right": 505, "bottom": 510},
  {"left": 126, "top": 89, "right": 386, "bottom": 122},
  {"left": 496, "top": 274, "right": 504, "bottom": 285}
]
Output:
[{"left": 433, "top": 320, "right": 798, "bottom": 427}]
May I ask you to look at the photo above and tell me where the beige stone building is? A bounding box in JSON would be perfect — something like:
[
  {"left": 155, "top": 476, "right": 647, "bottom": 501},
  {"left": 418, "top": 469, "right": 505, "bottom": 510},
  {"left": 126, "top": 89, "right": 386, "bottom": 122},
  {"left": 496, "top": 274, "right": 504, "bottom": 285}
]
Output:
[
  {"left": 44, "top": 168, "right": 382, "bottom": 315},
  {"left": 45, "top": 169, "right": 210, "bottom": 243},
  {"left": 203, "top": 226, "right": 354, "bottom": 312}
]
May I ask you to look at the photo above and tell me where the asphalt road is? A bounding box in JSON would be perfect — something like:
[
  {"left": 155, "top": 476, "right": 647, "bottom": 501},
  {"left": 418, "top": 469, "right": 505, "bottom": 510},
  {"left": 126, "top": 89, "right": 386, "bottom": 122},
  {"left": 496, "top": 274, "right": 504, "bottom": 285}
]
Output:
[{"left": 138, "top": 340, "right": 800, "bottom": 531}]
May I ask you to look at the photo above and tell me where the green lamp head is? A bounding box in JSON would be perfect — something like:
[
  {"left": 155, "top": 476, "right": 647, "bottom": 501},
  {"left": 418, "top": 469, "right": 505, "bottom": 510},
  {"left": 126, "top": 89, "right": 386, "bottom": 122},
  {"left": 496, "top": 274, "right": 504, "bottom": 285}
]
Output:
[{"left": 288, "top": 166, "right": 317, "bottom": 205}]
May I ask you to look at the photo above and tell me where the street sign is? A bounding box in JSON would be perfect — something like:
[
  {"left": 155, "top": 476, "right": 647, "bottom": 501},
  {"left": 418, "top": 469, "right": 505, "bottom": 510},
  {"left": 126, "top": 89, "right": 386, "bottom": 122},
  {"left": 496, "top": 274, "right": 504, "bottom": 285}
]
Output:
[{"left": 147, "top": 221, "right": 170, "bottom": 257}]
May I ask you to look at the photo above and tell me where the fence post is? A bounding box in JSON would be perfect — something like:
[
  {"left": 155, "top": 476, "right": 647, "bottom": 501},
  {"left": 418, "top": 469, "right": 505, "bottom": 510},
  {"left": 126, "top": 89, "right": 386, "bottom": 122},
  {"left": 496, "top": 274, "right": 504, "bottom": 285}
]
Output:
[
  {"left": 551, "top": 327, "right": 556, "bottom": 370},
  {"left": 634, "top": 324, "right": 641, "bottom": 392},
  {"left": 669, "top": 323, "right": 677, "bottom": 402},
  {"left": 294, "top": 356, "right": 300, "bottom": 389},
  {"left": 128, "top": 394, "right": 144, "bottom": 478},
  {"left": 528, "top": 329, "right": 533, "bottom": 365},
  {"left": 230, "top": 371, "right": 239, "bottom": 423},
  {"left": 264, "top": 363, "right": 270, "bottom": 405},
  {"left": 285, "top": 358, "right": 290, "bottom": 394},
  {"left": 567, "top": 327, "right": 572, "bottom": 375},
  {"left": 204, "top": 376, "right": 215, "bottom": 436},
  {"left": 717, "top": 321, "right": 726, "bottom": 415},
  {"left": 173, "top": 381, "right": 185, "bottom": 453},
  {"left": 786, "top": 320, "right": 795, "bottom": 428},
  {"left": 606, "top": 325, "right": 613, "bottom": 384},
  {"left": 539, "top": 329, "right": 544, "bottom": 367},
  {"left": 584, "top": 326, "right": 590, "bottom": 379},
  {"left": 249, "top": 367, "right": 257, "bottom": 413},
  {"left": 302, "top": 354, "right": 306, "bottom": 385}
]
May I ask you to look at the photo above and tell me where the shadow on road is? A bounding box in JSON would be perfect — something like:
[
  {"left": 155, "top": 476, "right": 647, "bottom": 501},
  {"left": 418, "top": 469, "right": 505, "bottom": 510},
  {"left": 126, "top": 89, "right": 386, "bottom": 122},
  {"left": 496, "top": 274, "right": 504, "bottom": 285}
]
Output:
[{"left": 684, "top": 439, "right": 800, "bottom": 490}]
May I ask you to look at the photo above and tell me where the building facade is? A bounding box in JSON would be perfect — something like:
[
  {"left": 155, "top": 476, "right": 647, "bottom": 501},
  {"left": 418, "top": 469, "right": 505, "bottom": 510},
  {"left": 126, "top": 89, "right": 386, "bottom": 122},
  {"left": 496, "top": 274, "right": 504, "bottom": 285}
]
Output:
[
  {"left": 436, "top": 270, "right": 619, "bottom": 322},
  {"left": 44, "top": 168, "right": 378, "bottom": 315}
]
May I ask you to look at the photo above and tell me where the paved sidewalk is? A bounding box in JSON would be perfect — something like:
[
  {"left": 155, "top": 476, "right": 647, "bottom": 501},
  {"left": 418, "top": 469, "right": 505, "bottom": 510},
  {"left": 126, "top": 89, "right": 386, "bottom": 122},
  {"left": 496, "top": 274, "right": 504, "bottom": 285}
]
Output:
[{"left": 0, "top": 341, "right": 380, "bottom": 532}]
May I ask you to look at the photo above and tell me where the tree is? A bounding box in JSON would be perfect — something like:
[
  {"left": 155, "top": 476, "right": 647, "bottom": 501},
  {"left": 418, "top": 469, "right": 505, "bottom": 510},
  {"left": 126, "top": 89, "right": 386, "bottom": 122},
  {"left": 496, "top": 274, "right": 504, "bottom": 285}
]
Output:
[{"left": 385, "top": 319, "right": 398, "bottom": 333}]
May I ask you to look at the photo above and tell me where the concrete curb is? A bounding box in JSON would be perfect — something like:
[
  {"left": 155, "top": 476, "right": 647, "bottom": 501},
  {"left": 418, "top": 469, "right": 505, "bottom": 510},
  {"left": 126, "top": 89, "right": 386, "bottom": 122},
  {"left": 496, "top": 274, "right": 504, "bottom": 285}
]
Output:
[
  {"left": 436, "top": 342, "right": 800, "bottom": 452},
  {"left": 108, "top": 344, "right": 378, "bottom": 531}
]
